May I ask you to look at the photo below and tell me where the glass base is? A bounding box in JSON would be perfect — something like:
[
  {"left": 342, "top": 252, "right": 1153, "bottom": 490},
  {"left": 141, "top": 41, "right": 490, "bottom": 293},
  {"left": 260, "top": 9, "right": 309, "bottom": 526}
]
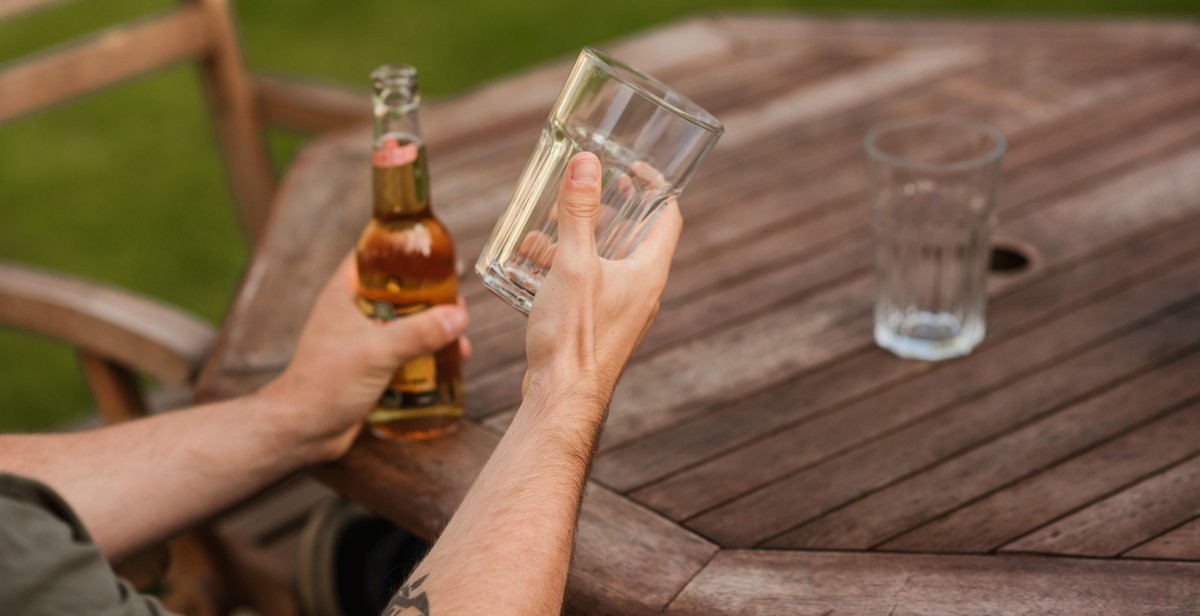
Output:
[
  {"left": 477, "top": 261, "right": 537, "bottom": 315},
  {"left": 875, "top": 313, "right": 984, "bottom": 361},
  {"left": 368, "top": 417, "right": 462, "bottom": 443}
]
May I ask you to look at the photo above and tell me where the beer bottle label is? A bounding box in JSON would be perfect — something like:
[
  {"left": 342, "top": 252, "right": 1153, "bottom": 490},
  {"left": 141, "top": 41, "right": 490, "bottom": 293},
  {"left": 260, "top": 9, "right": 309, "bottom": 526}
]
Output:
[
  {"left": 373, "top": 138, "right": 419, "bottom": 168},
  {"left": 357, "top": 297, "right": 440, "bottom": 407}
]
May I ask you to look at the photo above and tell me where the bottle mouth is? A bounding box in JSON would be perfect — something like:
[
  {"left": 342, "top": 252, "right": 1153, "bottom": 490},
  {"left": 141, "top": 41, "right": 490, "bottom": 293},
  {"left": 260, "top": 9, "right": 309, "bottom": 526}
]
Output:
[{"left": 372, "top": 64, "right": 420, "bottom": 110}]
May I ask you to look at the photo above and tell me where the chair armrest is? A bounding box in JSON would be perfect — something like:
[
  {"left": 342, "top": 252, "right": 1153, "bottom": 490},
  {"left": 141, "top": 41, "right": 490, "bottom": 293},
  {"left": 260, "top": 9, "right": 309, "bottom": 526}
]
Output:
[
  {"left": 0, "top": 261, "right": 215, "bottom": 386},
  {"left": 253, "top": 75, "right": 371, "bottom": 134}
]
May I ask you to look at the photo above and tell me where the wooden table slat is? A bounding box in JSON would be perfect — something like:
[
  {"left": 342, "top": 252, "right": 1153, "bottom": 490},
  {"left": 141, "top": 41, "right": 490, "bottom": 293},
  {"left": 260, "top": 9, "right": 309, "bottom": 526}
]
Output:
[
  {"left": 663, "top": 550, "right": 1200, "bottom": 616},
  {"left": 630, "top": 162, "right": 1200, "bottom": 525},
  {"left": 603, "top": 211, "right": 1200, "bottom": 495},
  {"left": 1123, "top": 517, "right": 1200, "bottom": 561},
  {"left": 1002, "top": 455, "right": 1200, "bottom": 557},
  {"left": 767, "top": 345, "right": 1200, "bottom": 550},
  {"left": 882, "top": 399, "right": 1200, "bottom": 553},
  {"left": 465, "top": 79, "right": 1200, "bottom": 429},
  {"left": 715, "top": 15, "right": 1200, "bottom": 50},
  {"left": 687, "top": 294, "right": 1200, "bottom": 546}
]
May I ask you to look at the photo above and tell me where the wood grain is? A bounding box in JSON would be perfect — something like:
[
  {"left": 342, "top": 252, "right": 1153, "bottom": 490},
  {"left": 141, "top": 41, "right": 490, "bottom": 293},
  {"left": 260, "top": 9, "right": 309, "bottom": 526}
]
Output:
[
  {"left": 715, "top": 15, "right": 1200, "bottom": 50},
  {"left": 468, "top": 64, "right": 1200, "bottom": 434},
  {"left": 596, "top": 84, "right": 1200, "bottom": 492},
  {"left": 632, "top": 152, "right": 1200, "bottom": 526},
  {"left": 1124, "top": 517, "right": 1200, "bottom": 561},
  {"left": 664, "top": 550, "right": 1200, "bottom": 615},
  {"left": 685, "top": 258, "right": 1200, "bottom": 545},
  {"left": 882, "top": 399, "right": 1200, "bottom": 553},
  {"left": 1003, "top": 455, "right": 1200, "bottom": 557},
  {"left": 603, "top": 213, "right": 1200, "bottom": 495},
  {"left": 769, "top": 341, "right": 1200, "bottom": 550}
]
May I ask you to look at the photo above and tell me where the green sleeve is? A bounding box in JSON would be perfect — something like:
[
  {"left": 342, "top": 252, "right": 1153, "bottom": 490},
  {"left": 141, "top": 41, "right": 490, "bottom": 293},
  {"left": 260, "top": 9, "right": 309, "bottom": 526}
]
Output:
[{"left": 0, "top": 473, "right": 175, "bottom": 616}]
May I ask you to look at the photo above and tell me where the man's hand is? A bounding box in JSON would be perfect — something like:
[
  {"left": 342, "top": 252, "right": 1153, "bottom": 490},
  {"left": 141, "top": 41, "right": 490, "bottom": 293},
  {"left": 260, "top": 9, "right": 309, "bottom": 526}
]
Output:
[
  {"left": 524, "top": 152, "right": 682, "bottom": 419},
  {"left": 260, "top": 254, "right": 469, "bottom": 461}
]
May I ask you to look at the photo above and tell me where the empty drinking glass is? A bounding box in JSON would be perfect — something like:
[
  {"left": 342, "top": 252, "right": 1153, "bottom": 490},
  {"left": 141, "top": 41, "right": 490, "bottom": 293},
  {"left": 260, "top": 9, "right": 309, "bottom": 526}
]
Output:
[
  {"left": 866, "top": 117, "right": 1006, "bottom": 361},
  {"left": 476, "top": 47, "right": 724, "bottom": 314}
]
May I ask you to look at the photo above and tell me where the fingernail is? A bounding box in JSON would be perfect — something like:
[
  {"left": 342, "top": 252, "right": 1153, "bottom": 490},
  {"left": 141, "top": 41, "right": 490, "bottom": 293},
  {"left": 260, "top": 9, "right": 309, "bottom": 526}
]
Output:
[
  {"left": 571, "top": 154, "right": 600, "bottom": 185},
  {"left": 440, "top": 307, "right": 467, "bottom": 336}
]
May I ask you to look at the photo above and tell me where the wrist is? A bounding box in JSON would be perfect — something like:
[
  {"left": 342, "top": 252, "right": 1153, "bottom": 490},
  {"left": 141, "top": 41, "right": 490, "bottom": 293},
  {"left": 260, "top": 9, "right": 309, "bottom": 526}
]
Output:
[
  {"left": 521, "top": 368, "right": 611, "bottom": 425},
  {"left": 252, "top": 378, "right": 342, "bottom": 466}
]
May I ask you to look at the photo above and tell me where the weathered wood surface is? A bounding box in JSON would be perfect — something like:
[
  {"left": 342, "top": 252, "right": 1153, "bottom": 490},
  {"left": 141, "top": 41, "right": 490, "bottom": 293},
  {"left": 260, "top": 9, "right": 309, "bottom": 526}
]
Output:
[
  {"left": 0, "top": 261, "right": 215, "bottom": 386},
  {"left": 196, "top": 14, "right": 1200, "bottom": 614},
  {"left": 664, "top": 551, "right": 1200, "bottom": 615},
  {"left": 0, "top": 6, "right": 212, "bottom": 122},
  {"left": 1124, "top": 517, "right": 1200, "bottom": 561}
]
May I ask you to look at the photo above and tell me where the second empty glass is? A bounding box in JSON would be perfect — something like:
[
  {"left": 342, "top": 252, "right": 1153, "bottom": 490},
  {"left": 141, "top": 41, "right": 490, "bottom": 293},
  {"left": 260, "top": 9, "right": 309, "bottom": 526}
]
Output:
[{"left": 867, "top": 117, "right": 1005, "bottom": 361}]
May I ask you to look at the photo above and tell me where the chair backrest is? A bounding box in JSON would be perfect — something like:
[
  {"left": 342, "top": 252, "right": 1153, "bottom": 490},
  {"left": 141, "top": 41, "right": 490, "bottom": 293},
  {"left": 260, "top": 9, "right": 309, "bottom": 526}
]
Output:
[{"left": 0, "top": 0, "right": 275, "bottom": 241}]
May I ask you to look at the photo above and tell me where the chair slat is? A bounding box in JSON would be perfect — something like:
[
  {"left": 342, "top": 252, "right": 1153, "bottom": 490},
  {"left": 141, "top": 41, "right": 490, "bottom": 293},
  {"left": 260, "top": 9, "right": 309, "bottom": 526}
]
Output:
[
  {"left": 253, "top": 75, "right": 371, "bottom": 134},
  {"left": 0, "top": 0, "right": 70, "bottom": 21},
  {"left": 193, "top": 0, "right": 274, "bottom": 242},
  {"left": 0, "top": 260, "right": 215, "bottom": 386},
  {"left": 0, "top": 6, "right": 212, "bottom": 123}
]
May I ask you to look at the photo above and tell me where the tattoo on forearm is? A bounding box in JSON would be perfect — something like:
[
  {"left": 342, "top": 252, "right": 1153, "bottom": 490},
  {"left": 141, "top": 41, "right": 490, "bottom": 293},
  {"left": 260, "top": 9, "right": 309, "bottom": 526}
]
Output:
[{"left": 382, "top": 574, "right": 430, "bottom": 616}]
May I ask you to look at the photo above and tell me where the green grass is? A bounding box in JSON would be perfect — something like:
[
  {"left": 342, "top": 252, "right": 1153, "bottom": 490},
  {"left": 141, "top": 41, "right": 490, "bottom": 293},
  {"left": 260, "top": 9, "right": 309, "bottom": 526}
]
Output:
[{"left": 1, "top": 0, "right": 1196, "bottom": 432}]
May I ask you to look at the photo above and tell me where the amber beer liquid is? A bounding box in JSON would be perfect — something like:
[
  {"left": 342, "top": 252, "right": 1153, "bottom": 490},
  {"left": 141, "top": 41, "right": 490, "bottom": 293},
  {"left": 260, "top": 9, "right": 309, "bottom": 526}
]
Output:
[{"left": 357, "top": 65, "right": 463, "bottom": 441}]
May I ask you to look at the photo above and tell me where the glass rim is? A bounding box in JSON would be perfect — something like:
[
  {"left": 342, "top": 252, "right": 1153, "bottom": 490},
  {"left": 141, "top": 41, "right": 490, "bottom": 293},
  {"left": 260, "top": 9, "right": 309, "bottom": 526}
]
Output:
[
  {"left": 864, "top": 117, "right": 1006, "bottom": 172},
  {"left": 581, "top": 46, "right": 724, "bottom": 136}
]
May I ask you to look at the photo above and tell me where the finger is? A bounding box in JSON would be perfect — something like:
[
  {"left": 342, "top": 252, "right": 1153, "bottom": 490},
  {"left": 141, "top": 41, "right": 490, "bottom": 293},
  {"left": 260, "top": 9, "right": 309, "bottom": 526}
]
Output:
[
  {"left": 554, "top": 152, "right": 602, "bottom": 264},
  {"left": 456, "top": 297, "right": 473, "bottom": 359},
  {"left": 629, "top": 198, "right": 683, "bottom": 277},
  {"left": 319, "top": 252, "right": 367, "bottom": 320},
  {"left": 616, "top": 171, "right": 637, "bottom": 201},
  {"left": 517, "top": 230, "right": 557, "bottom": 269},
  {"left": 630, "top": 160, "right": 667, "bottom": 190},
  {"left": 327, "top": 251, "right": 359, "bottom": 296},
  {"left": 378, "top": 305, "right": 469, "bottom": 363}
]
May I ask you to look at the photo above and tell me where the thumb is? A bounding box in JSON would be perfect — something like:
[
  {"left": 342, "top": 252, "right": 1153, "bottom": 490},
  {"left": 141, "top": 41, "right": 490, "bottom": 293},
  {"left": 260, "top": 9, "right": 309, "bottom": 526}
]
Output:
[
  {"left": 378, "top": 304, "right": 468, "bottom": 363},
  {"left": 555, "top": 152, "right": 602, "bottom": 263}
]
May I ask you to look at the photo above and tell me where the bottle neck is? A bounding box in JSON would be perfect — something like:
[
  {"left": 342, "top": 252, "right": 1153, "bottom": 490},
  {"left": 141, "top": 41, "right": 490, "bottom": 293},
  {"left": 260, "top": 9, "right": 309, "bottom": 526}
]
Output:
[{"left": 372, "top": 110, "right": 431, "bottom": 218}]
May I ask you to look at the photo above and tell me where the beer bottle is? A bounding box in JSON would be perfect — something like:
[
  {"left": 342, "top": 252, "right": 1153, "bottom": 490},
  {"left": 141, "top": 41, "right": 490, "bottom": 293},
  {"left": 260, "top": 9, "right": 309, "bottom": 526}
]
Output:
[{"left": 356, "top": 65, "right": 463, "bottom": 441}]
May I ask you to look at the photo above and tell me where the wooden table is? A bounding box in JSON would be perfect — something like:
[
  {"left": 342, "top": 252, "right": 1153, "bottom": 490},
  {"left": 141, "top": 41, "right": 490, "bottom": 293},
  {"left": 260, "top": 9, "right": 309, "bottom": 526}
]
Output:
[{"left": 197, "top": 15, "right": 1200, "bottom": 614}]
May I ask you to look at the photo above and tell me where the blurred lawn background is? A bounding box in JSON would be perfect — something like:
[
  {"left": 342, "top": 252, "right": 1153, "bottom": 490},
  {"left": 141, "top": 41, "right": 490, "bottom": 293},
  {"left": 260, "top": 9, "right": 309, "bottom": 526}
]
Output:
[{"left": 1, "top": 0, "right": 1196, "bottom": 432}]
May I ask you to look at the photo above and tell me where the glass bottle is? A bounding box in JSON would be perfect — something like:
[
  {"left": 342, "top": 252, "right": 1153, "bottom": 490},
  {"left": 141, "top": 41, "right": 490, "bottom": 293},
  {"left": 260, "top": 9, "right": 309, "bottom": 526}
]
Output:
[{"left": 356, "top": 64, "right": 463, "bottom": 441}]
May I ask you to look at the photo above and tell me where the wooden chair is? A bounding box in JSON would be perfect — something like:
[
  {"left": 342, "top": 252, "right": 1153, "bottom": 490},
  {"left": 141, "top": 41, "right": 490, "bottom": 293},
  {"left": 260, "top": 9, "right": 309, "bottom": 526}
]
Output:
[{"left": 0, "top": 0, "right": 370, "bottom": 613}]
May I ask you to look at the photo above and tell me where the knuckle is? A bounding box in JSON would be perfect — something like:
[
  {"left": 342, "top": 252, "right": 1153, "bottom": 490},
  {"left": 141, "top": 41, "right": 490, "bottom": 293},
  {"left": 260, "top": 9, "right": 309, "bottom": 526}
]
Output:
[
  {"left": 414, "top": 315, "right": 448, "bottom": 349},
  {"left": 386, "top": 314, "right": 446, "bottom": 360},
  {"left": 562, "top": 194, "right": 601, "bottom": 219}
]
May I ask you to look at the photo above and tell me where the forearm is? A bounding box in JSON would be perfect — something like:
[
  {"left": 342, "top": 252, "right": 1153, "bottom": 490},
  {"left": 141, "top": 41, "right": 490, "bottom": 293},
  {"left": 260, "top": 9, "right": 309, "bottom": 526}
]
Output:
[
  {"left": 0, "top": 392, "right": 321, "bottom": 561},
  {"left": 393, "top": 384, "right": 606, "bottom": 616}
]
